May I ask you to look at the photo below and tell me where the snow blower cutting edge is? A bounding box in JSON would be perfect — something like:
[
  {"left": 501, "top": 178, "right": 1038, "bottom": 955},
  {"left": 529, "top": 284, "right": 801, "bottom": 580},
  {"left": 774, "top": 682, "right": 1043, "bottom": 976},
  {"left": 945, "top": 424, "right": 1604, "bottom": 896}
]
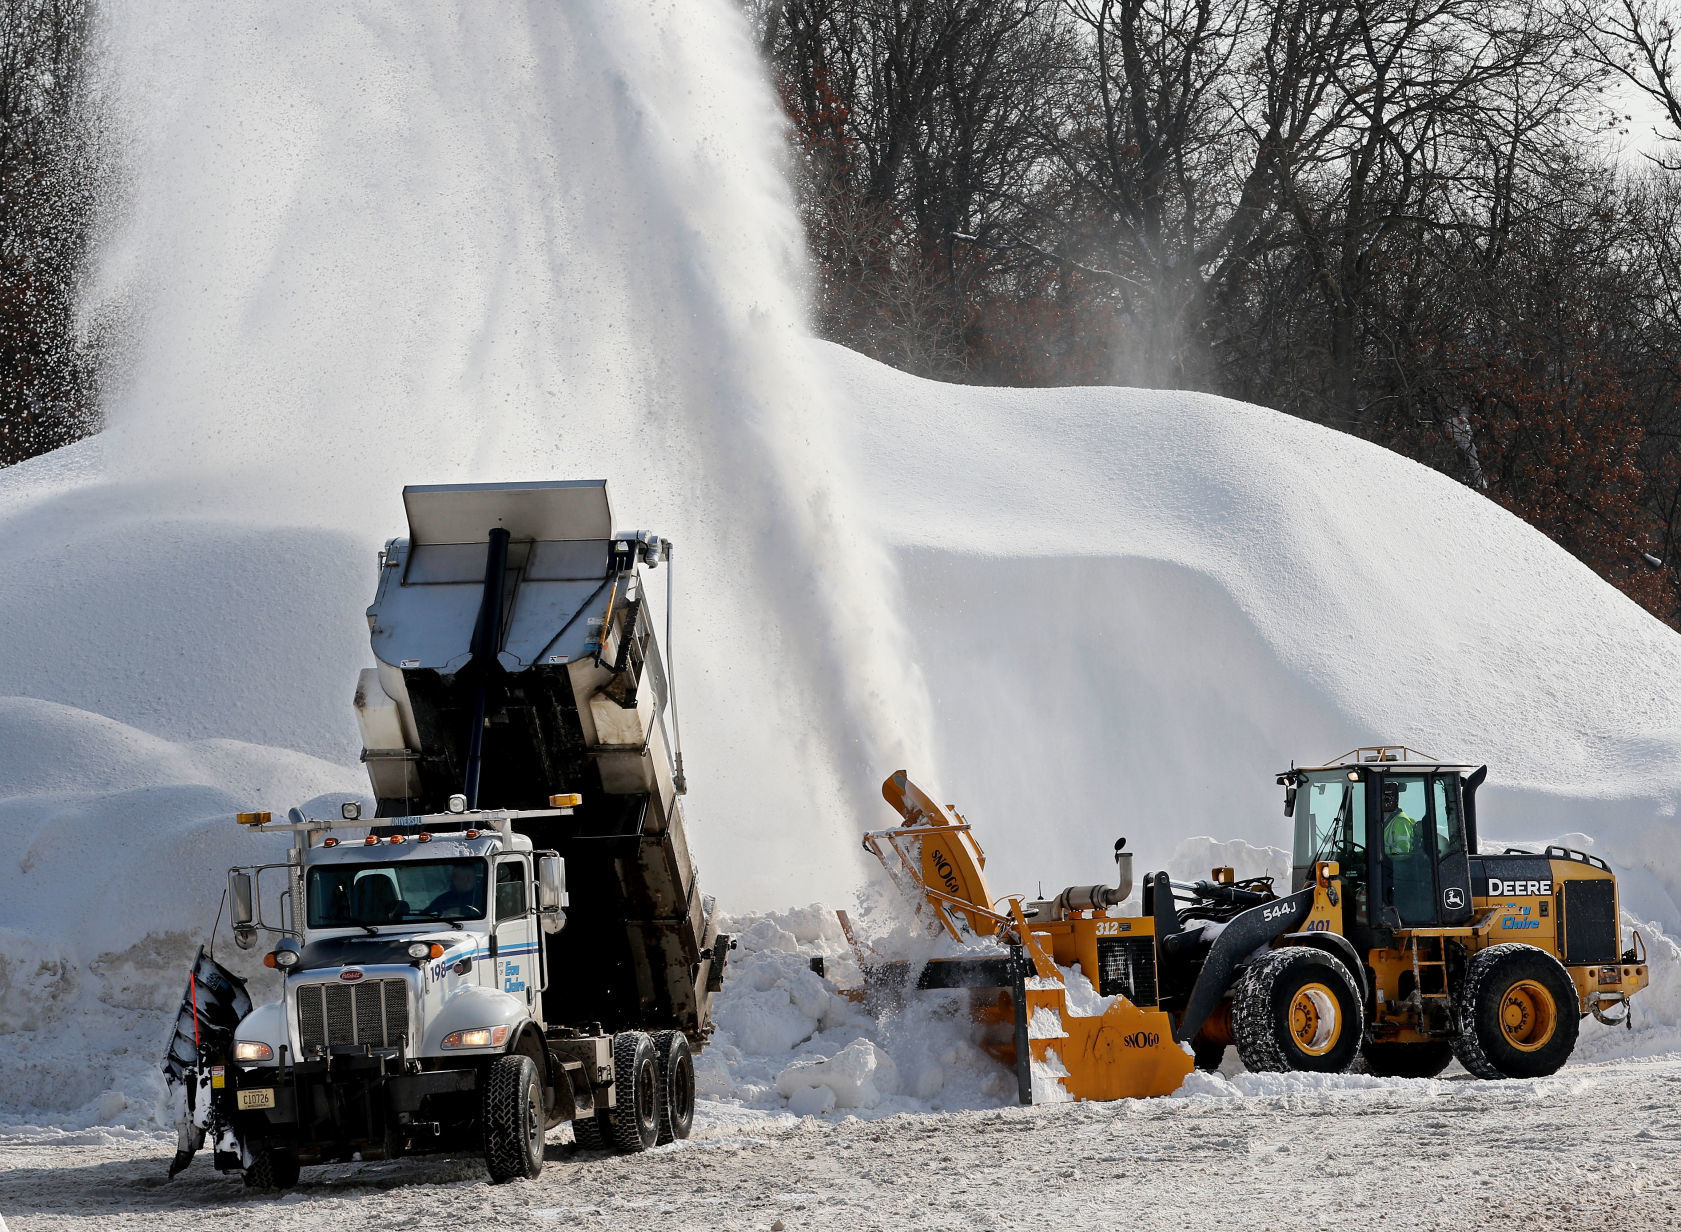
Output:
[{"left": 849, "top": 756, "right": 1650, "bottom": 1103}]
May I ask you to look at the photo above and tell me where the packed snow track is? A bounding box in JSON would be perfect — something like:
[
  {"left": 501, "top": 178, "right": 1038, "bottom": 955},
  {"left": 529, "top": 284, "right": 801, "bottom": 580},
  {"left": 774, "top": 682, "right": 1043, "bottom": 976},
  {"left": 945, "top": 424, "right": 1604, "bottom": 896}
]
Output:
[{"left": 3, "top": 1055, "right": 1678, "bottom": 1231}]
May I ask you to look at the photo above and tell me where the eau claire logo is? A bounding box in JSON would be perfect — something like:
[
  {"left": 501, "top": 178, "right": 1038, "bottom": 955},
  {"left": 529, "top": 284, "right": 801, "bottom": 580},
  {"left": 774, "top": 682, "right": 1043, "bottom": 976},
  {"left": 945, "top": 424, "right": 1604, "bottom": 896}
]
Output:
[{"left": 1121, "top": 1031, "right": 1161, "bottom": 1049}]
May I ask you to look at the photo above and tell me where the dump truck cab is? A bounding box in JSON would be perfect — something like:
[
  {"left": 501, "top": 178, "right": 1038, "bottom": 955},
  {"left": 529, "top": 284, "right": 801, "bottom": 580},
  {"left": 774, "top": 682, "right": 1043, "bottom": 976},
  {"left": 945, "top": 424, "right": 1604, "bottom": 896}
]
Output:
[
  {"left": 165, "top": 481, "right": 719, "bottom": 1190},
  {"left": 218, "top": 804, "right": 579, "bottom": 1183}
]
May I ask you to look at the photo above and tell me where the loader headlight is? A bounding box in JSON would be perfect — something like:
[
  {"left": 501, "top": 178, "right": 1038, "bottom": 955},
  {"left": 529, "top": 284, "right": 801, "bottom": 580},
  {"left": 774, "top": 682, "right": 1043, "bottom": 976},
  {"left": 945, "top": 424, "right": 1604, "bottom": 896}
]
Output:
[
  {"left": 233, "top": 1041, "right": 274, "bottom": 1063},
  {"left": 442, "top": 1025, "right": 510, "bottom": 1049}
]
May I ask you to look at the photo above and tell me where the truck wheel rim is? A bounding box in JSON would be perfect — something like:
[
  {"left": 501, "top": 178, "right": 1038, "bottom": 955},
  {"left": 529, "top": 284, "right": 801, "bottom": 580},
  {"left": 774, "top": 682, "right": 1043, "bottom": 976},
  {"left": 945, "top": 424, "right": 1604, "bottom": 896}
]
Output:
[
  {"left": 1499, "top": 979, "right": 1556, "bottom": 1051},
  {"left": 1289, "top": 982, "right": 1341, "bottom": 1056},
  {"left": 638, "top": 1060, "right": 656, "bottom": 1124},
  {"left": 525, "top": 1083, "right": 541, "bottom": 1154},
  {"left": 675, "top": 1058, "right": 694, "bottom": 1122}
]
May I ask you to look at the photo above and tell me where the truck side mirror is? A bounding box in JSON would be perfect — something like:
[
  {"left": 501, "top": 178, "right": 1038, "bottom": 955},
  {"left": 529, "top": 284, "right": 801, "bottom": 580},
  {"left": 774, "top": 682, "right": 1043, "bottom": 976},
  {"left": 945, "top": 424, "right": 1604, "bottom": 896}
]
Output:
[
  {"left": 537, "top": 855, "right": 566, "bottom": 913},
  {"left": 230, "top": 871, "right": 257, "bottom": 949}
]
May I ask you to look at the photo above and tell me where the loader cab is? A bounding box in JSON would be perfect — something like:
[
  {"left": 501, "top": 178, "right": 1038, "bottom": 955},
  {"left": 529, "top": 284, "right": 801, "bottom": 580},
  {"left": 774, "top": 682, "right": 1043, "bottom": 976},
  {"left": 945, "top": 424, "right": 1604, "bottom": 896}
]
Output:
[{"left": 1287, "top": 751, "right": 1484, "bottom": 945}]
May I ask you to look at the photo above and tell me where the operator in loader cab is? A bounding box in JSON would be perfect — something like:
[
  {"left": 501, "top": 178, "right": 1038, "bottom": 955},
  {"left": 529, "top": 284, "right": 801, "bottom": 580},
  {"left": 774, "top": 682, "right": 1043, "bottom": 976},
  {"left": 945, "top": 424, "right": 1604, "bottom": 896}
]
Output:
[
  {"left": 1382, "top": 781, "right": 1434, "bottom": 924},
  {"left": 1382, "top": 783, "right": 1420, "bottom": 856}
]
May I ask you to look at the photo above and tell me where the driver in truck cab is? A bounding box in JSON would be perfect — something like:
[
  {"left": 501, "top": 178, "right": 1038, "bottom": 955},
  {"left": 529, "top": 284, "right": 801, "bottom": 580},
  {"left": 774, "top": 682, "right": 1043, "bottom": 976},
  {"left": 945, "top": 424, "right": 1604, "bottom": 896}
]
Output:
[{"left": 426, "top": 863, "right": 483, "bottom": 917}]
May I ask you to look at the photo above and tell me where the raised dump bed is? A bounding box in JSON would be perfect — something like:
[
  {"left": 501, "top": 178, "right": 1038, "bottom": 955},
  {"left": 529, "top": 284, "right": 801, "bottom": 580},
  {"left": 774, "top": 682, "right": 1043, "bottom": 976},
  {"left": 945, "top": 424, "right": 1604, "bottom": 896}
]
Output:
[{"left": 356, "top": 480, "right": 722, "bottom": 1039}]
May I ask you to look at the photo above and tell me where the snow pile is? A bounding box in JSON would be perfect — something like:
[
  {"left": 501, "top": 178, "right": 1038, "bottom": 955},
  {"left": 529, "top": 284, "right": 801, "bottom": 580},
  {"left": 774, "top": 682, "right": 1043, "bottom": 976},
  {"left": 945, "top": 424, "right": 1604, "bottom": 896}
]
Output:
[
  {"left": 0, "top": 696, "right": 360, "bottom": 1121},
  {"left": 693, "top": 906, "right": 1017, "bottom": 1123},
  {"left": 823, "top": 340, "right": 1681, "bottom": 936}
]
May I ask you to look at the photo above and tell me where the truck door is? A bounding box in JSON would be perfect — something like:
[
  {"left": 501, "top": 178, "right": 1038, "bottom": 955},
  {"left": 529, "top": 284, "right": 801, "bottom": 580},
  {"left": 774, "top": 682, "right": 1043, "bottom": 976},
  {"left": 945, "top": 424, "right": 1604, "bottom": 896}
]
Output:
[{"left": 492, "top": 856, "right": 540, "bottom": 1013}]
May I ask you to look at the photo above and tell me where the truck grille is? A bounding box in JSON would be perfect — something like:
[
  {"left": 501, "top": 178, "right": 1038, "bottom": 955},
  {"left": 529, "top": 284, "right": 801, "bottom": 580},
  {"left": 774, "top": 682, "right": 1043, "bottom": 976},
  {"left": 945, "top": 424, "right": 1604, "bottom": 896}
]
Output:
[
  {"left": 295, "top": 978, "right": 411, "bottom": 1054},
  {"left": 1096, "top": 937, "right": 1158, "bottom": 1006}
]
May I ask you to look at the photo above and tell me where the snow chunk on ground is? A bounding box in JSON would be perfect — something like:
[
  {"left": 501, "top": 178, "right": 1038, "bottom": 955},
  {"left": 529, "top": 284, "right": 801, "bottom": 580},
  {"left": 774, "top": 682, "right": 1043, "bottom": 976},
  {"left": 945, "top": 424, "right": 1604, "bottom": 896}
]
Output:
[{"left": 775, "top": 1039, "right": 900, "bottom": 1110}]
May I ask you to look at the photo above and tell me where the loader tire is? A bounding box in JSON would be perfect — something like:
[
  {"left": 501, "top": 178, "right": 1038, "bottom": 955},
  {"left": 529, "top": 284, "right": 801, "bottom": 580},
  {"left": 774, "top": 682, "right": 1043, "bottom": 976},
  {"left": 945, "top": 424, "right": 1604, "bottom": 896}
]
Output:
[
  {"left": 606, "top": 1032, "right": 660, "bottom": 1154},
  {"left": 1360, "top": 1039, "right": 1454, "bottom": 1078},
  {"left": 1451, "top": 944, "right": 1578, "bottom": 1080},
  {"left": 1233, "top": 947, "right": 1363, "bottom": 1074},
  {"left": 243, "top": 1141, "right": 300, "bottom": 1191},
  {"left": 483, "top": 1054, "right": 545, "bottom": 1182},
  {"left": 652, "top": 1030, "right": 695, "bottom": 1145},
  {"left": 1192, "top": 1040, "right": 1227, "bottom": 1073}
]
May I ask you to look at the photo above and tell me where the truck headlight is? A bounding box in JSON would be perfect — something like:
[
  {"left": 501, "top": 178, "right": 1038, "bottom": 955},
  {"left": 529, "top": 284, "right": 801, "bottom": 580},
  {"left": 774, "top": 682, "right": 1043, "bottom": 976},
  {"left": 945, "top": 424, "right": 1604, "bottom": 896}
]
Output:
[
  {"left": 273, "top": 948, "right": 300, "bottom": 970},
  {"left": 407, "top": 941, "right": 445, "bottom": 960},
  {"left": 233, "top": 1041, "right": 274, "bottom": 1062},
  {"left": 442, "top": 1025, "right": 510, "bottom": 1049}
]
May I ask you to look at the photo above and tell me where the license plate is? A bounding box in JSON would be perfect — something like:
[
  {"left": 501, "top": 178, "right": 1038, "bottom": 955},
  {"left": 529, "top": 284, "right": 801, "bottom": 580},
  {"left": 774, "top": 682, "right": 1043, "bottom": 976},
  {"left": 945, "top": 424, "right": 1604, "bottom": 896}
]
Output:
[{"left": 237, "top": 1088, "right": 275, "bottom": 1110}]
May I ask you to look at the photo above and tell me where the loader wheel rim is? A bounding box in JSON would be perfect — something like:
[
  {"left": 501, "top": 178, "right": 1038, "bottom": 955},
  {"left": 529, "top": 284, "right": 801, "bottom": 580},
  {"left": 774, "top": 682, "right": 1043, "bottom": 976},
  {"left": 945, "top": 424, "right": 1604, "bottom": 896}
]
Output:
[
  {"left": 1289, "top": 982, "right": 1341, "bottom": 1056},
  {"left": 1499, "top": 979, "right": 1557, "bottom": 1052}
]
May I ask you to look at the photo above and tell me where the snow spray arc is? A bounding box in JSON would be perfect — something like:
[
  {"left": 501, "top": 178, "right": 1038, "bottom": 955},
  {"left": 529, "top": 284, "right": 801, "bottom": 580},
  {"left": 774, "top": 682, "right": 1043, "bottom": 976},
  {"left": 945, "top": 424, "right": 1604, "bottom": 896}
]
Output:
[{"left": 83, "top": 0, "right": 934, "bottom": 898}]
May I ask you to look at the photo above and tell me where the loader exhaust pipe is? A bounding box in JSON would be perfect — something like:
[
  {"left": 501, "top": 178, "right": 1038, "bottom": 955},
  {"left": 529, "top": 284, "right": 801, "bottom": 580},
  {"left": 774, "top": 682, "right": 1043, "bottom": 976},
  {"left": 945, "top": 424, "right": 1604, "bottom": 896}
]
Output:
[
  {"left": 1049, "top": 839, "right": 1134, "bottom": 919},
  {"left": 463, "top": 527, "right": 511, "bottom": 810}
]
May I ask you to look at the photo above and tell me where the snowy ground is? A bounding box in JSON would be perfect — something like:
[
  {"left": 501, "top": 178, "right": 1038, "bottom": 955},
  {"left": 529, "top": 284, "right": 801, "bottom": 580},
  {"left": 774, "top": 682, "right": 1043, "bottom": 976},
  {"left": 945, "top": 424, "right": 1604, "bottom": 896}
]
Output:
[{"left": 4, "top": 1054, "right": 1679, "bottom": 1231}]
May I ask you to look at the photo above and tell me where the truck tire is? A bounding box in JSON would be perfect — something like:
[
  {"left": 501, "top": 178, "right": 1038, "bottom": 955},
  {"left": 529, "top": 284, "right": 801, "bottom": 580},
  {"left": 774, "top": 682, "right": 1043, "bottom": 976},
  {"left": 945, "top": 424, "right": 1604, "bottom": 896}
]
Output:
[
  {"left": 652, "top": 1030, "right": 695, "bottom": 1144},
  {"left": 483, "top": 1054, "right": 545, "bottom": 1182},
  {"left": 1360, "top": 1039, "right": 1454, "bottom": 1078},
  {"left": 606, "top": 1032, "right": 660, "bottom": 1154},
  {"left": 1232, "top": 947, "right": 1363, "bottom": 1074},
  {"left": 571, "top": 1110, "right": 608, "bottom": 1150},
  {"left": 1451, "top": 944, "right": 1579, "bottom": 1080},
  {"left": 243, "top": 1141, "right": 300, "bottom": 1191}
]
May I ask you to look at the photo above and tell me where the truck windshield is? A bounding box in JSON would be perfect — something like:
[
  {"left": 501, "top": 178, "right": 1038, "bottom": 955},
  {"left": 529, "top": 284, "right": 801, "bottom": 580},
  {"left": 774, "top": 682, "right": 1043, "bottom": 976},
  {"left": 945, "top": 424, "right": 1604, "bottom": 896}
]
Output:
[{"left": 307, "top": 859, "right": 488, "bottom": 929}]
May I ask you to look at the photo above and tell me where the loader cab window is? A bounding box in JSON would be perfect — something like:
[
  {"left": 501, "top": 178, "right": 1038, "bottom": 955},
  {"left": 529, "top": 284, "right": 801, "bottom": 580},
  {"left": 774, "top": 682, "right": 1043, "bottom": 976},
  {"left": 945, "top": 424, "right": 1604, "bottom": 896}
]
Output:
[
  {"left": 1295, "top": 774, "right": 1368, "bottom": 920},
  {"left": 1383, "top": 777, "right": 1434, "bottom": 925},
  {"left": 1432, "top": 778, "right": 1464, "bottom": 856},
  {"left": 1297, "top": 776, "right": 1367, "bottom": 871},
  {"left": 1369, "top": 772, "right": 1475, "bottom": 928}
]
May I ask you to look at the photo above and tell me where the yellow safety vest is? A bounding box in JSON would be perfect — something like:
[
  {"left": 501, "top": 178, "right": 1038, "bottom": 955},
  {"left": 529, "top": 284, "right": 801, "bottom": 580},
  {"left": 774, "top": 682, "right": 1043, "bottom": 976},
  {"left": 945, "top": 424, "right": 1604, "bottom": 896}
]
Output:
[{"left": 1384, "top": 810, "right": 1419, "bottom": 856}]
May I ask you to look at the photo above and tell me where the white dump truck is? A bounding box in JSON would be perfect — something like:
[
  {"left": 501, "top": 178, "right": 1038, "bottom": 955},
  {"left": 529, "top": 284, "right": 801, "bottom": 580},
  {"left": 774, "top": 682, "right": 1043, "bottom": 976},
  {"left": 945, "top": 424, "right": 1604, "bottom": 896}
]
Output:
[{"left": 166, "top": 481, "right": 725, "bottom": 1188}]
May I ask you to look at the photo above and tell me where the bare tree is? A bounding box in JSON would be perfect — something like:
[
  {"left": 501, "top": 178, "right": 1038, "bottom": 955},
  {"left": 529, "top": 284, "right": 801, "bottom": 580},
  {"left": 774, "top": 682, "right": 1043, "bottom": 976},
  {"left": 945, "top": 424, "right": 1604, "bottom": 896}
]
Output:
[
  {"left": 0, "top": 0, "right": 99, "bottom": 466},
  {"left": 1572, "top": 0, "right": 1681, "bottom": 165}
]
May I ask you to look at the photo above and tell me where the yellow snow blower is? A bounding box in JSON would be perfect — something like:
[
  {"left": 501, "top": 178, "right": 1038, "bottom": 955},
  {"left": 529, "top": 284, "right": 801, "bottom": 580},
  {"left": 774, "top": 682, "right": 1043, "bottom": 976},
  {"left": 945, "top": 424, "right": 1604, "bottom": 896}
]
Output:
[
  {"left": 849, "top": 771, "right": 1194, "bottom": 1101},
  {"left": 850, "top": 755, "right": 1650, "bottom": 1104}
]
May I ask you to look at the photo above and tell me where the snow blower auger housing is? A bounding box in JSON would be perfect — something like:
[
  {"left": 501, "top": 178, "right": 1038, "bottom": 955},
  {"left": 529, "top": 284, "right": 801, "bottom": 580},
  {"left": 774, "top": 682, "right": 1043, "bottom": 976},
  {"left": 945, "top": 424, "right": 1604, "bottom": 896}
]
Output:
[
  {"left": 855, "top": 753, "right": 1650, "bottom": 1102},
  {"left": 168, "top": 482, "right": 722, "bottom": 1189}
]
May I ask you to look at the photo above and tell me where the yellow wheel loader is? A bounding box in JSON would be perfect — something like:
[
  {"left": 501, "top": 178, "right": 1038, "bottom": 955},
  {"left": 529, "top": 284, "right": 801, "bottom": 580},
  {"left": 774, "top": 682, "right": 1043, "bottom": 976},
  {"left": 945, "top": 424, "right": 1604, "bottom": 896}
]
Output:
[{"left": 853, "top": 750, "right": 1650, "bottom": 1103}]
